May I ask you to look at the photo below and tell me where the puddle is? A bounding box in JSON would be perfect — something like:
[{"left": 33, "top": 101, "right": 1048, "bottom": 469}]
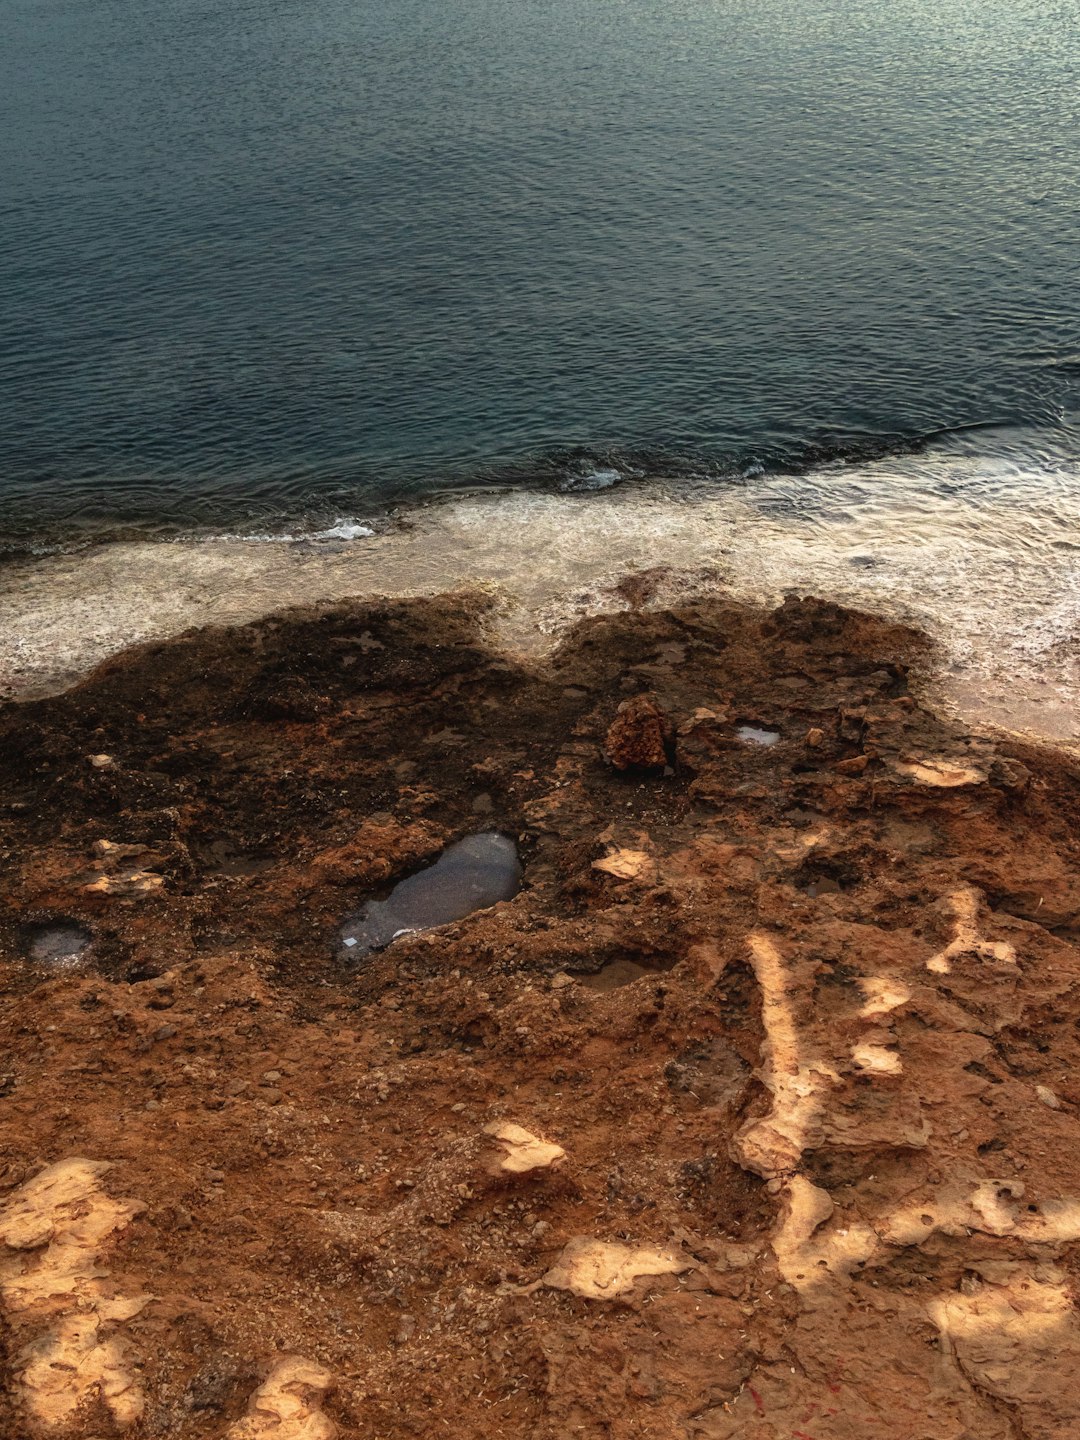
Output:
[
  {"left": 339, "top": 832, "right": 521, "bottom": 959},
  {"left": 736, "top": 725, "right": 780, "bottom": 747},
  {"left": 26, "top": 923, "right": 92, "bottom": 970}
]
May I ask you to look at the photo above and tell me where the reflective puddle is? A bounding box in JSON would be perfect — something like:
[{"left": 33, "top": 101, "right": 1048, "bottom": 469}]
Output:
[
  {"left": 339, "top": 832, "right": 522, "bottom": 959},
  {"left": 736, "top": 725, "right": 781, "bottom": 747}
]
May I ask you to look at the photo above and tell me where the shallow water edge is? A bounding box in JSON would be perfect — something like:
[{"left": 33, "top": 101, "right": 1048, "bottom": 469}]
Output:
[{"left": 1, "top": 468, "right": 1076, "bottom": 748}]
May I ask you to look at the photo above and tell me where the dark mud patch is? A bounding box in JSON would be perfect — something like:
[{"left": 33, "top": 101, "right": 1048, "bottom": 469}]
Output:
[
  {"left": 23, "top": 920, "right": 93, "bottom": 970},
  {"left": 575, "top": 958, "right": 655, "bottom": 991}
]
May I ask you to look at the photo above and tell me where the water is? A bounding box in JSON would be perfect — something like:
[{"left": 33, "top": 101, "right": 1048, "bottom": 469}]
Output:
[
  {"left": 339, "top": 833, "right": 522, "bottom": 959},
  {"left": 1, "top": 0, "right": 1078, "bottom": 544},
  {"left": 737, "top": 727, "right": 781, "bottom": 748}
]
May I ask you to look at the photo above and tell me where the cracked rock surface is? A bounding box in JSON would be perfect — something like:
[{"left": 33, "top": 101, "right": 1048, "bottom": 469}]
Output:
[{"left": 1, "top": 590, "right": 1079, "bottom": 1438}]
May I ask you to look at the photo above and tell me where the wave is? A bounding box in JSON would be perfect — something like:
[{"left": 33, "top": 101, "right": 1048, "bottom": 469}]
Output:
[{"left": 3, "top": 414, "right": 1073, "bottom": 559}]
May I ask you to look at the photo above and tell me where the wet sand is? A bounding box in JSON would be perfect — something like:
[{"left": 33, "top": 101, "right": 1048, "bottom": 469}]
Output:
[{"left": 1, "top": 477, "right": 1078, "bottom": 745}]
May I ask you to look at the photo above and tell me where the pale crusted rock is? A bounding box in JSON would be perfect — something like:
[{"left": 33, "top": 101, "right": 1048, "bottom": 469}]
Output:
[
  {"left": 882, "top": 1182, "right": 1080, "bottom": 1248},
  {"left": 856, "top": 975, "right": 912, "bottom": 1017},
  {"left": 539, "top": 1237, "right": 691, "bottom": 1299},
  {"left": 851, "top": 1039, "right": 903, "bottom": 1075},
  {"left": 895, "top": 756, "right": 985, "bottom": 787},
  {"left": 93, "top": 839, "right": 153, "bottom": 862},
  {"left": 0, "top": 1159, "right": 149, "bottom": 1432},
  {"left": 591, "top": 849, "right": 656, "bottom": 882},
  {"left": 926, "top": 888, "right": 1016, "bottom": 974},
  {"left": 772, "top": 1176, "right": 877, "bottom": 1290},
  {"left": 730, "top": 933, "right": 837, "bottom": 1181},
  {"left": 484, "top": 1121, "right": 566, "bottom": 1176},
  {"left": 929, "top": 1275, "right": 1080, "bottom": 1436},
  {"left": 83, "top": 869, "right": 165, "bottom": 896},
  {"left": 227, "top": 1356, "right": 336, "bottom": 1439}
]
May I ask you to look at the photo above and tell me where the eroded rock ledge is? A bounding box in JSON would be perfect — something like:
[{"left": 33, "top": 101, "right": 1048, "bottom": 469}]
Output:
[{"left": 1, "top": 590, "right": 1079, "bottom": 1439}]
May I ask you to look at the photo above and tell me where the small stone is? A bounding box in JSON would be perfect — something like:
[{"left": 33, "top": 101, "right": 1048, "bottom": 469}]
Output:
[
  {"left": 834, "top": 754, "right": 870, "bottom": 775},
  {"left": 592, "top": 849, "right": 656, "bottom": 882},
  {"left": 1036, "top": 1085, "right": 1062, "bottom": 1110},
  {"left": 604, "top": 695, "right": 669, "bottom": 771},
  {"left": 806, "top": 727, "right": 825, "bottom": 747},
  {"left": 262, "top": 1070, "right": 282, "bottom": 1083},
  {"left": 88, "top": 754, "right": 114, "bottom": 768},
  {"left": 262, "top": 1088, "right": 283, "bottom": 1106},
  {"left": 484, "top": 1121, "right": 566, "bottom": 1175},
  {"left": 83, "top": 869, "right": 165, "bottom": 896}
]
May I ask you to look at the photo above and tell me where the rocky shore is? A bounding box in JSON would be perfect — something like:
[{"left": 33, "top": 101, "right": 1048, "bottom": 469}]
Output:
[{"left": 1, "top": 588, "right": 1079, "bottom": 1439}]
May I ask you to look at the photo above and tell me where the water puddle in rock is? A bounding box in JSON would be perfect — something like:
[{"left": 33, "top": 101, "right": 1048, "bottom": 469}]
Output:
[
  {"left": 736, "top": 725, "right": 781, "bottom": 747},
  {"left": 339, "top": 832, "right": 522, "bottom": 959},
  {"left": 26, "top": 923, "right": 92, "bottom": 970}
]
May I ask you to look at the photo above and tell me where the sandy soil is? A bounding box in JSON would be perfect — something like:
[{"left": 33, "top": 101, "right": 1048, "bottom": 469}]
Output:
[{"left": 2, "top": 587, "right": 1080, "bottom": 1439}]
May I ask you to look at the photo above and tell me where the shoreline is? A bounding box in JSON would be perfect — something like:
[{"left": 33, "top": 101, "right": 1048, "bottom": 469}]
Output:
[{"left": 1, "top": 478, "right": 1077, "bottom": 748}]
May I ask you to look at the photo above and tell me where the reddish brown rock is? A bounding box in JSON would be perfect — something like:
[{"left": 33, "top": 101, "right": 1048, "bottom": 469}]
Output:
[
  {"left": 603, "top": 694, "right": 669, "bottom": 770},
  {"left": 0, "top": 590, "right": 1078, "bottom": 1440}
]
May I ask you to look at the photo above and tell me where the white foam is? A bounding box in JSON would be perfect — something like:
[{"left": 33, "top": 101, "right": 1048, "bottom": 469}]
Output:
[
  {"left": 204, "top": 518, "right": 375, "bottom": 543},
  {"left": 560, "top": 468, "right": 621, "bottom": 492},
  {"left": 1, "top": 429, "right": 1077, "bottom": 743}
]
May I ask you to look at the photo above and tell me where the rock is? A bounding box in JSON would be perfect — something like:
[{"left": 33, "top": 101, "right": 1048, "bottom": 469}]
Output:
[
  {"left": 226, "top": 1356, "right": 336, "bottom": 1439},
  {"left": 592, "top": 849, "right": 656, "bottom": 882},
  {"left": 484, "top": 1121, "right": 566, "bottom": 1176},
  {"left": 93, "top": 839, "right": 152, "bottom": 862},
  {"left": 537, "top": 1237, "right": 691, "bottom": 1299},
  {"left": 83, "top": 870, "right": 165, "bottom": 896},
  {"left": 0, "top": 1159, "right": 150, "bottom": 1432},
  {"left": 894, "top": 755, "right": 986, "bottom": 787},
  {"left": 806, "top": 727, "right": 824, "bottom": 747},
  {"left": 833, "top": 753, "right": 871, "bottom": 775},
  {"left": 604, "top": 695, "right": 669, "bottom": 770}
]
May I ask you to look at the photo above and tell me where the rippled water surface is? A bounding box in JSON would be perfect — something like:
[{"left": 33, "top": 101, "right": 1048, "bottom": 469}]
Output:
[{"left": 1, "top": 0, "right": 1078, "bottom": 541}]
